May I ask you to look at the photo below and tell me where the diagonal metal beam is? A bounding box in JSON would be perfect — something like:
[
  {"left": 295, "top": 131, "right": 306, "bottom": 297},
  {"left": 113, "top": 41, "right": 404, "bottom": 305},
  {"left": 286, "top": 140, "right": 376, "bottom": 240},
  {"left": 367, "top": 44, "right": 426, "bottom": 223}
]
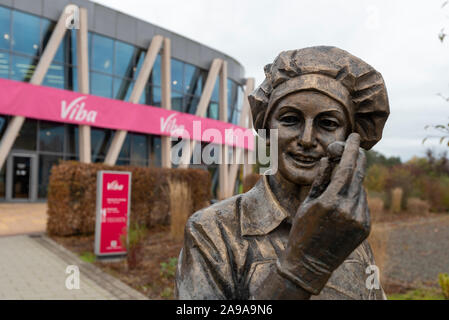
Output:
[
  {"left": 0, "top": 5, "right": 74, "bottom": 170},
  {"left": 218, "top": 61, "right": 228, "bottom": 200},
  {"left": 77, "top": 7, "right": 91, "bottom": 163},
  {"left": 104, "top": 35, "right": 164, "bottom": 166},
  {"left": 161, "top": 37, "right": 172, "bottom": 168},
  {"left": 178, "top": 58, "right": 223, "bottom": 168}
]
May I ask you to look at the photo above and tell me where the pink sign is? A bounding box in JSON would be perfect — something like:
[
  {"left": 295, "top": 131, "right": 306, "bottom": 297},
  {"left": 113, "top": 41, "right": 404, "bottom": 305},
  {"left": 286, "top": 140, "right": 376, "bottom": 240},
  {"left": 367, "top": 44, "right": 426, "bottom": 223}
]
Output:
[
  {"left": 0, "top": 78, "right": 254, "bottom": 150},
  {"left": 95, "top": 171, "right": 131, "bottom": 256}
]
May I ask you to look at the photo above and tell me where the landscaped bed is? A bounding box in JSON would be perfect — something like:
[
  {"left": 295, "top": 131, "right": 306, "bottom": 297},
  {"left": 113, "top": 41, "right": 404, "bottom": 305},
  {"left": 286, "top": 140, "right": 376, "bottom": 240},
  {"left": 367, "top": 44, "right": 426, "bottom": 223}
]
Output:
[{"left": 50, "top": 225, "right": 182, "bottom": 299}]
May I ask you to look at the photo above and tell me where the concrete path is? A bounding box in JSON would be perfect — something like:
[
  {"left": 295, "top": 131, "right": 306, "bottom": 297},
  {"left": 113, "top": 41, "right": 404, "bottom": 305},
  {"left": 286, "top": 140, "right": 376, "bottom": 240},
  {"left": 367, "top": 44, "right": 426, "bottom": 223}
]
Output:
[
  {"left": 0, "top": 234, "right": 148, "bottom": 300},
  {"left": 0, "top": 203, "right": 47, "bottom": 236}
]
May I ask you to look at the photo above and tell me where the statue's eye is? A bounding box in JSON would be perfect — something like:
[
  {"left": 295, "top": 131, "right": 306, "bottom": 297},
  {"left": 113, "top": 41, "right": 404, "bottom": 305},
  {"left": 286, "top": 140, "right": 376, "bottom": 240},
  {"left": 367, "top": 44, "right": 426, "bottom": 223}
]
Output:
[
  {"left": 319, "top": 118, "right": 339, "bottom": 130},
  {"left": 280, "top": 115, "right": 300, "bottom": 125}
]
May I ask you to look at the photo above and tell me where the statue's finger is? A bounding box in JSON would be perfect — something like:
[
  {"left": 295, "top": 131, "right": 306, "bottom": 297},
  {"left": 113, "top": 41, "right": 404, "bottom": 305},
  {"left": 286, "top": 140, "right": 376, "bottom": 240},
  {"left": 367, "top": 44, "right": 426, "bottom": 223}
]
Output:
[
  {"left": 325, "top": 133, "right": 361, "bottom": 196},
  {"left": 346, "top": 149, "right": 366, "bottom": 199},
  {"left": 308, "top": 157, "right": 332, "bottom": 199}
]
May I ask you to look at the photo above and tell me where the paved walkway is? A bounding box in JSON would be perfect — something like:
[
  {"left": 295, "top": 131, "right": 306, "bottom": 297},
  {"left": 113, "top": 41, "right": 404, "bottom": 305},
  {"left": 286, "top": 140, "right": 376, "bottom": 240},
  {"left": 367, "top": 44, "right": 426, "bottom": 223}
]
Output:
[
  {"left": 0, "top": 234, "right": 148, "bottom": 300},
  {"left": 0, "top": 203, "right": 47, "bottom": 236}
]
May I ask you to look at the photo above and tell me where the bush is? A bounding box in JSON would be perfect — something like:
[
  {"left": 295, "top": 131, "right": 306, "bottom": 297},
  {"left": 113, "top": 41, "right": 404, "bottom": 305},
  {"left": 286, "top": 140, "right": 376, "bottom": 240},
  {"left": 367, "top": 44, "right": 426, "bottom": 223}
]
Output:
[
  {"left": 121, "top": 223, "right": 147, "bottom": 270},
  {"left": 47, "top": 161, "right": 211, "bottom": 236},
  {"left": 439, "top": 273, "right": 449, "bottom": 300}
]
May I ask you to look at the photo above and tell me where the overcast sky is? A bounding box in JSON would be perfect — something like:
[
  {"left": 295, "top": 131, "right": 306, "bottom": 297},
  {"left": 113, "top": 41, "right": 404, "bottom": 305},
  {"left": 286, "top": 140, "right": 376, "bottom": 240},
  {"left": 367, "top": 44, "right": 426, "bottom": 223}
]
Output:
[{"left": 93, "top": 0, "right": 449, "bottom": 161}]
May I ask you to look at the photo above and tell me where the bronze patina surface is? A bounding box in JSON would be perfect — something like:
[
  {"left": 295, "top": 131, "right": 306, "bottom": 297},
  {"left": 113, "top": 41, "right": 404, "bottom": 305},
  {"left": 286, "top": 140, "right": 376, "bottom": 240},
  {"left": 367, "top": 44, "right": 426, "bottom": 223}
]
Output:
[{"left": 175, "top": 46, "right": 390, "bottom": 300}]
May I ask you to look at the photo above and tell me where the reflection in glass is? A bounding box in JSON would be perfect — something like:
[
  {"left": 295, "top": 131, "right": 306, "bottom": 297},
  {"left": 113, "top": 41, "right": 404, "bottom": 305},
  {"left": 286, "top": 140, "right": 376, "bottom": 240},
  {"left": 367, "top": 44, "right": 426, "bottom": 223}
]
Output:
[
  {"left": 115, "top": 41, "right": 137, "bottom": 78},
  {"left": 39, "top": 121, "right": 65, "bottom": 153},
  {"left": 211, "top": 78, "right": 220, "bottom": 103},
  {"left": 130, "top": 133, "right": 148, "bottom": 166},
  {"left": 43, "top": 63, "right": 65, "bottom": 89},
  {"left": 38, "top": 154, "right": 62, "bottom": 198},
  {"left": 13, "top": 119, "right": 37, "bottom": 151},
  {"left": 119, "top": 134, "right": 130, "bottom": 159},
  {"left": 0, "top": 51, "right": 9, "bottom": 78},
  {"left": 184, "top": 63, "right": 202, "bottom": 96},
  {"left": 152, "top": 54, "right": 162, "bottom": 86},
  {"left": 172, "top": 91, "right": 184, "bottom": 112},
  {"left": 0, "top": 6, "right": 11, "bottom": 50},
  {"left": 91, "top": 128, "right": 113, "bottom": 159},
  {"left": 91, "top": 34, "right": 113, "bottom": 74},
  {"left": 208, "top": 102, "right": 219, "bottom": 120},
  {"left": 91, "top": 72, "right": 113, "bottom": 98},
  {"left": 41, "top": 19, "right": 65, "bottom": 63},
  {"left": 151, "top": 85, "right": 161, "bottom": 107},
  {"left": 185, "top": 95, "right": 199, "bottom": 115},
  {"left": 12, "top": 11, "right": 41, "bottom": 56},
  {"left": 67, "top": 124, "right": 79, "bottom": 156},
  {"left": 114, "top": 77, "right": 133, "bottom": 101},
  {"left": 150, "top": 136, "right": 161, "bottom": 167},
  {"left": 11, "top": 54, "right": 37, "bottom": 82},
  {"left": 171, "top": 58, "right": 183, "bottom": 92}
]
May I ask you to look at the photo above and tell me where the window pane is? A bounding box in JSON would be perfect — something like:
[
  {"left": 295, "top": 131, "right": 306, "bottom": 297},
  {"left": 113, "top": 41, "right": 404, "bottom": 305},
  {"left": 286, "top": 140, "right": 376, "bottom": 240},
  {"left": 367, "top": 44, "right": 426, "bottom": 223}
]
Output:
[
  {"left": 39, "top": 121, "right": 65, "bottom": 153},
  {"left": 151, "top": 54, "right": 161, "bottom": 85},
  {"left": 115, "top": 41, "right": 137, "bottom": 78},
  {"left": 232, "top": 109, "right": 241, "bottom": 125},
  {"left": 0, "top": 51, "right": 9, "bottom": 78},
  {"left": 119, "top": 134, "right": 130, "bottom": 159},
  {"left": 171, "top": 91, "right": 184, "bottom": 112},
  {"left": 43, "top": 63, "right": 65, "bottom": 89},
  {"left": 68, "top": 66, "right": 78, "bottom": 91},
  {"left": 150, "top": 136, "right": 161, "bottom": 167},
  {"left": 66, "top": 124, "right": 79, "bottom": 156},
  {"left": 130, "top": 133, "right": 148, "bottom": 166},
  {"left": 184, "top": 63, "right": 202, "bottom": 95},
  {"left": 91, "top": 72, "right": 112, "bottom": 98},
  {"left": 116, "top": 158, "right": 129, "bottom": 166},
  {"left": 171, "top": 58, "right": 183, "bottom": 92},
  {"left": 71, "top": 30, "right": 91, "bottom": 66},
  {"left": 13, "top": 119, "right": 37, "bottom": 151},
  {"left": 12, "top": 11, "right": 41, "bottom": 56},
  {"left": 41, "top": 19, "right": 65, "bottom": 63},
  {"left": 113, "top": 77, "right": 133, "bottom": 101},
  {"left": 211, "top": 78, "right": 219, "bottom": 102},
  {"left": 11, "top": 54, "right": 36, "bottom": 82},
  {"left": 208, "top": 102, "right": 219, "bottom": 120},
  {"left": 91, "top": 34, "right": 113, "bottom": 73},
  {"left": 0, "top": 7, "right": 11, "bottom": 50},
  {"left": 185, "top": 95, "right": 199, "bottom": 115},
  {"left": 91, "top": 128, "right": 113, "bottom": 159},
  {"left": 151, "top": 85, "right": 161, "bottom": 107},
  {"left": 38, "top": 154, "right": 62, "bottom": 198}
]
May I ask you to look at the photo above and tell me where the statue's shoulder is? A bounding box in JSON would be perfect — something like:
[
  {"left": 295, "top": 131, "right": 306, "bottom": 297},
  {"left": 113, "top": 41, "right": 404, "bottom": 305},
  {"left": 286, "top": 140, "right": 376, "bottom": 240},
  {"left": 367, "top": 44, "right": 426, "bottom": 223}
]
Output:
[{"left": 186, "top": 194, "right": 244, "bottom": 234}]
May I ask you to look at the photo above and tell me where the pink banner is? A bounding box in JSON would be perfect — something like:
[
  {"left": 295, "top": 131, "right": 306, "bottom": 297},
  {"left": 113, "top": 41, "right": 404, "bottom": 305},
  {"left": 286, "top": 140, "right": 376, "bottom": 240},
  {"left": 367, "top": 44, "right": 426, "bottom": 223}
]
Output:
[{"left": 0, "top": 78, "right": 254, "bottom": 150}]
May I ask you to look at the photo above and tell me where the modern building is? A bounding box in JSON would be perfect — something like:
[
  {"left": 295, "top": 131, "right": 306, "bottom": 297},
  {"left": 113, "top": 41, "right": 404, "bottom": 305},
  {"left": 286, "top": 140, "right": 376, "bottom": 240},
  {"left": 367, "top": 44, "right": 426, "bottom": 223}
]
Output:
[{"left": 0, "top": 0, "right": 254, "bottom": 202}]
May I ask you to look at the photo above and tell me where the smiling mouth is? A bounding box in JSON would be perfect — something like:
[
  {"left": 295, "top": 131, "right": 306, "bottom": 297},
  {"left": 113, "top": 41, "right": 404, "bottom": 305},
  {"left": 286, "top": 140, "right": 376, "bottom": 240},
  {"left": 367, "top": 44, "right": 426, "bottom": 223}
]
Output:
[{"left": 288, "top": 152, "right": 320, "bottom": 168}]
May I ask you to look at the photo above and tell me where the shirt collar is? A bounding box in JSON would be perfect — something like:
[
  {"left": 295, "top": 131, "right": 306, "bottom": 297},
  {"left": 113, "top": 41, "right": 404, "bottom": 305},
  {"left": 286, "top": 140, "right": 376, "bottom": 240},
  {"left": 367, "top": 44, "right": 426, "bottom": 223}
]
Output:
[{"left": 240, "top": 175, "right": 289, "bottom": 236}]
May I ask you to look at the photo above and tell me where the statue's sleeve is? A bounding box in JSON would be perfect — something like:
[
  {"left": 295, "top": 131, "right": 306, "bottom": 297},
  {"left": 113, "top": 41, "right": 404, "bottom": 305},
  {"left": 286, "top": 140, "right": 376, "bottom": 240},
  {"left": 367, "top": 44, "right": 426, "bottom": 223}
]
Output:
[{"left": 175, "top": 211, "right": 236, "bottom": 300}]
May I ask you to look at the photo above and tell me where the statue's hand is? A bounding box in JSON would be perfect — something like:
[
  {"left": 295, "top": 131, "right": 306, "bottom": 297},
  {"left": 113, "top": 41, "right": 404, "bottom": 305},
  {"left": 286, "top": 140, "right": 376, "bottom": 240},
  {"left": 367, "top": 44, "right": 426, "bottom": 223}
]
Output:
[{"left": 278, "top": 133, "right": 370, "bottom": 295}]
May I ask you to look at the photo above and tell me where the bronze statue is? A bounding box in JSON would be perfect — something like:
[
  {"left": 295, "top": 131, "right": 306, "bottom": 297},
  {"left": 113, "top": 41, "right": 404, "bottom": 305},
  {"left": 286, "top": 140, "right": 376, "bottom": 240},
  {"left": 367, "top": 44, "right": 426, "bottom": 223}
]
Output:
[{"left": 175, "top": 46, "right": 390, "bottom": 300}]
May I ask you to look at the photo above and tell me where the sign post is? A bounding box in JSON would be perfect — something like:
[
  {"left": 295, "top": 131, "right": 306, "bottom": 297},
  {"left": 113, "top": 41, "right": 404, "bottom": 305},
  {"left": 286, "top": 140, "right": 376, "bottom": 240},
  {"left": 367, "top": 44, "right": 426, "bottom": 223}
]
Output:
[{"left": 94, "top": 170, "right": 132, "bottom": 258}]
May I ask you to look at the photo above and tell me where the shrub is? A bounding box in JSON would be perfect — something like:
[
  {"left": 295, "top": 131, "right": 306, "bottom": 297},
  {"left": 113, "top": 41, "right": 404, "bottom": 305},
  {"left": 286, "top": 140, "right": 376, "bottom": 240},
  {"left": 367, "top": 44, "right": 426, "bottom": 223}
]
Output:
[
  {"left": 160, "top": 257, "right": 178, "bottom": 279},
  {"left": 121, "top": 223, "right": 147, "bottom": 270},
  {"left": 364, "top": 164, "right": 389, "bottom": 193},
  {"left": 439, "top": 273, "right": 449, "bottom": 300},
  {"left": 391, "top": 188, "right": 403, "bottom": 214},
  {"left": 47, "top": 161, "right": 211, "bottom": 236},
  {"left": 406, "top": 197, "right": 430, "bottom": 215}
]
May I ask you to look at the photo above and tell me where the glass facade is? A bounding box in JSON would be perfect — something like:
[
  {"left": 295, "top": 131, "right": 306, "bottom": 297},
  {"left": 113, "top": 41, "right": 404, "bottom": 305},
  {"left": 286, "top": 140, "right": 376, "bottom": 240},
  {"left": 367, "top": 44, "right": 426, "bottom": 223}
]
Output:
[{"left": 0, "top": 5, "right": 246, "bottom": 200}]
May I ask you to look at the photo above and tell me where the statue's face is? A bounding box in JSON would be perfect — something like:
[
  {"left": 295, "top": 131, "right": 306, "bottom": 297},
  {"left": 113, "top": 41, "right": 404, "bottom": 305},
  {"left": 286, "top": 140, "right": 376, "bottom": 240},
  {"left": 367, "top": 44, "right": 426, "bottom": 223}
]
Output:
[{"left": 268, "top": 90, "right": 350, "bottom": 186}]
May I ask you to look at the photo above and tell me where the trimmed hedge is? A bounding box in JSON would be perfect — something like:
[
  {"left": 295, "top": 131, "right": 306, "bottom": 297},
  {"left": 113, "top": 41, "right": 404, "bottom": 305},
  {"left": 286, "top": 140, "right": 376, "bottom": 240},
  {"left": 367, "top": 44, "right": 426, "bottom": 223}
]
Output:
[{"left": 47, "top": 161, "right": 211, "bottom": 236}]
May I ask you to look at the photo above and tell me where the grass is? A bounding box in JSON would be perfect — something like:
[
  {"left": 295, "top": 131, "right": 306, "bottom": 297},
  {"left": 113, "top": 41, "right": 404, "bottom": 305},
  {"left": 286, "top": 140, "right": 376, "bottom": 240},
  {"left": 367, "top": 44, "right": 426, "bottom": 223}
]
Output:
[
  {"left": 79, "top": 251, "right": 96, "bottom": 263},
  {"left": 388, "top": 288, "right": 445, "bottom": 300}
]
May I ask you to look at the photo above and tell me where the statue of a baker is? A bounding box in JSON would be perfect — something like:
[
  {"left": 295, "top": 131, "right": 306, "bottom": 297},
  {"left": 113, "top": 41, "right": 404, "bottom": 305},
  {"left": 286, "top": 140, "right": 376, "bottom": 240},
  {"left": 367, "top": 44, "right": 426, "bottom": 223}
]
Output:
[{"left": 175, "top": 46, "right": 390, "bottom": 300}]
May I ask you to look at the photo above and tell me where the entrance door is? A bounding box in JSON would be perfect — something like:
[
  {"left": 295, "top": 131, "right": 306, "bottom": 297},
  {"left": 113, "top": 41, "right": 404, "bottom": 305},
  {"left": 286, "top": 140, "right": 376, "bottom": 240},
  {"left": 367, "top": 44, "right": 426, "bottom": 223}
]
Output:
[{"left": 6, "top": 153, "right": 37, "bottom": 201}]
